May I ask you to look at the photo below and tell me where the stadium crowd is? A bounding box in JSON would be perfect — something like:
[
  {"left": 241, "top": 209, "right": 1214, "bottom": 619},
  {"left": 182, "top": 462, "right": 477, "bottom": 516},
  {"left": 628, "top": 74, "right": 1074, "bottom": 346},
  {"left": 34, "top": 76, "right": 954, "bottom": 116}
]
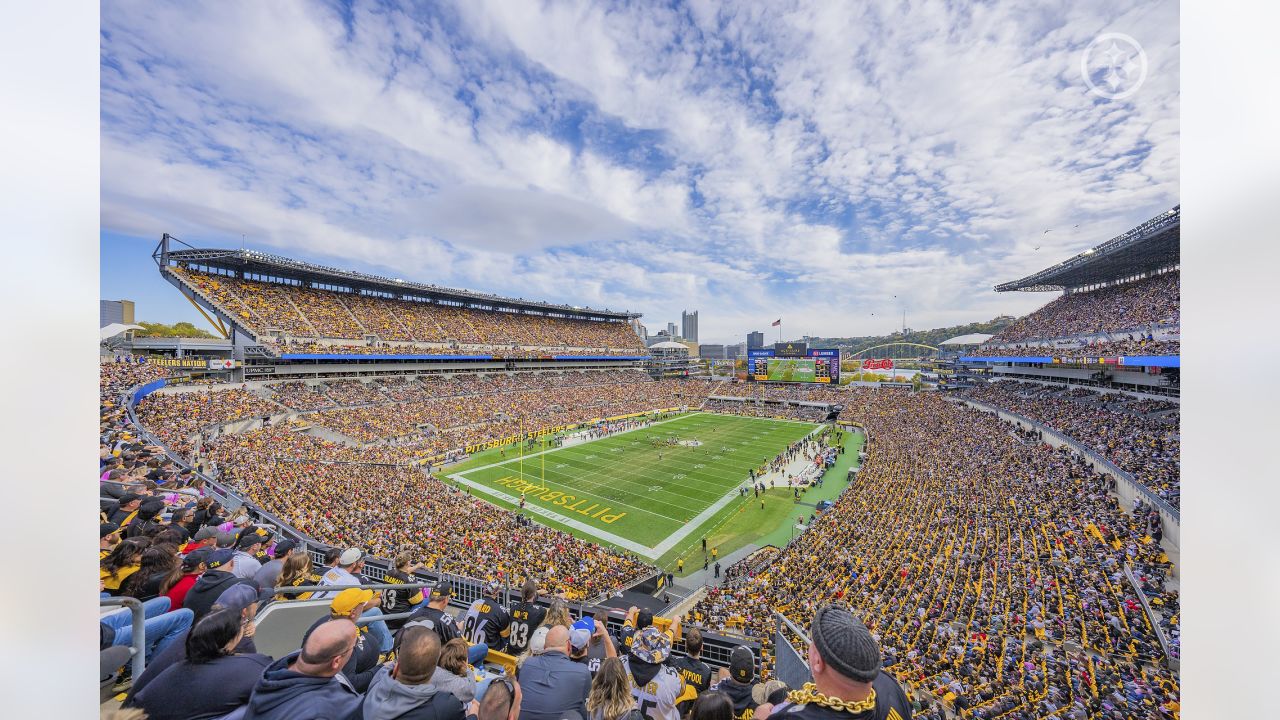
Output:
[
  {"left": 172, "top": 267, "right": 646, "bottom": 353},
  {"left": 984, "top": 272, "right": 1179, "bottom": 345},
  {"left": 961, "top": 382, "right": 1181, "bottom": 509},
  {"left": 694, "top": 390, "right": 1178, "bottom": 719},
  {"left": 968, "top": 338, "right": 1179, "bottom": 358},
  {"left": 702, "top": 398, "right": 831, "bottom": 422}
]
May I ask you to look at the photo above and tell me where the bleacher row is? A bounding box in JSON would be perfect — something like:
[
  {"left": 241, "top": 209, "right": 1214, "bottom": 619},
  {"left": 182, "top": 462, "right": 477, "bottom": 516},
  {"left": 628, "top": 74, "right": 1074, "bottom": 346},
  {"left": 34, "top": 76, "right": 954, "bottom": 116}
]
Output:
[
  {"left": 980, "top": 271, "right": 1179, "bottom": 353},
  {"left": 171, "top": 267, "right": 645, "bottom": 355}
]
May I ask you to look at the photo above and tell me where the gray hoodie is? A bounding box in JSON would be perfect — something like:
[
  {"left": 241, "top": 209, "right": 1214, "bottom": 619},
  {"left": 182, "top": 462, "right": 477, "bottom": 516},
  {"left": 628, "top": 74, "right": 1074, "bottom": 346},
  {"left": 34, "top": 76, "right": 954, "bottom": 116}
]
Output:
[
  {"left": 363, "top": 664, "right": 465, "bottom": 720},
  {"left": 428, "top": 666, "right": 478, "bottom": 703}
]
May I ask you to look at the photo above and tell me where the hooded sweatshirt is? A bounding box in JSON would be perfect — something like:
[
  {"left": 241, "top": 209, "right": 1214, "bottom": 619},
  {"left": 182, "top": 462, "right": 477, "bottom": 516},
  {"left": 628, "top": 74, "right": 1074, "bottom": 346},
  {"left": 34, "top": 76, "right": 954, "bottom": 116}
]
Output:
[
  {"left": 362, "top": 664, "right": 466, "bottom": 720},
  {"left": 427, "top": 666, "right": 477, "bottom": 704},
  {"left": 244, "top": 651, "right": 362, "bottom": 720},
  {"left": 183, "top": 570, "right": 256, "bottom": 621}
]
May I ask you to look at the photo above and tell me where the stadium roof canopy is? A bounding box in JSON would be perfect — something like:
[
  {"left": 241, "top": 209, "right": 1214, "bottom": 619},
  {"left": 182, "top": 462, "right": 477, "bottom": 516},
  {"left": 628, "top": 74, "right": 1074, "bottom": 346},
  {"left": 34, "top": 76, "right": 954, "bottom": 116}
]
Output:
[
  {"left": 153, "top": 234, "right": 640, "bottom": 322},
  {"left": 649, "top": 340, "right": 689, "bottom": 349},
  {"left": 100, "top": 323, "right": 143, "bottom": 340},
  {"left": 995, "top": 206, "right": 1180, "bottom": 292},
  {"left": 940, "top": 333, "right": 993, "bottom": 346}
]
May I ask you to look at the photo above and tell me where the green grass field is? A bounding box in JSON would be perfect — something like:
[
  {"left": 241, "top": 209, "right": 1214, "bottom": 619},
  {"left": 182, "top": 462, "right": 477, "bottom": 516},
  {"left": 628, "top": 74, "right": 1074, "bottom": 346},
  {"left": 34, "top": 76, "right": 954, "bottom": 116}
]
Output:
[{"left": 446, "top": 412, "right": 837, "bottom": 567}]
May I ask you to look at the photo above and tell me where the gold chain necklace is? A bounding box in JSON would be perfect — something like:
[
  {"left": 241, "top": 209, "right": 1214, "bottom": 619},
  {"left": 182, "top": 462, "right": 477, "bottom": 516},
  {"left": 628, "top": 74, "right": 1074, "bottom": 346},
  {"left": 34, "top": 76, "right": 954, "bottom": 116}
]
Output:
[{"left": 786, "top": 683, "right": 877, "bottom": 714}]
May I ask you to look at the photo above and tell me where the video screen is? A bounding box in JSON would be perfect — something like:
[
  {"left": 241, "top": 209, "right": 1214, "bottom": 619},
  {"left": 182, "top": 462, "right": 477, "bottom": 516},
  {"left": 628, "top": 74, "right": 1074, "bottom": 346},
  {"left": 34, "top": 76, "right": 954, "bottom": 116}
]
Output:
[
  {"left": 767, "top": 358, "right": 816, "bottom": 382},
  {"left": 749, "top": 347, "right": 840, "bottom": 383}
]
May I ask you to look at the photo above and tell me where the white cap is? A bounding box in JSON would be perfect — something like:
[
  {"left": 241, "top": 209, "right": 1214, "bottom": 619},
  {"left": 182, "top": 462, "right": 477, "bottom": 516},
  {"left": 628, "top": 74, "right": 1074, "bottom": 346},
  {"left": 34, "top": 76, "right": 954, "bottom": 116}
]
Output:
[
  {"left": 530, "top": 625, "right": 550, "bottom": 655},
  {"left": 339, "top": 548, "right": 364, "bottom": 566}
]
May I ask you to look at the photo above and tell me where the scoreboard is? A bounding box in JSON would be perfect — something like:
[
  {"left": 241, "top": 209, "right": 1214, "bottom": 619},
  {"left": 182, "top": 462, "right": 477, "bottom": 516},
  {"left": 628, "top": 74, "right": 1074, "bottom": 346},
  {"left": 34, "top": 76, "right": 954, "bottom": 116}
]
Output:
[{"left": 748, "top": 344, "right": 840, "bottom": 383}]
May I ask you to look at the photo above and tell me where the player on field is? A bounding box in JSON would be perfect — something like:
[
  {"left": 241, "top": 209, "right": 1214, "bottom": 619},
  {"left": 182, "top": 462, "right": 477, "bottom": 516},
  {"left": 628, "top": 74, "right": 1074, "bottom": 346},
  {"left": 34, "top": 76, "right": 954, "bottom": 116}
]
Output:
[
  {"left": 506, "top": 579, "right": 548, "bottom": 655},
  {"left": 463, "top": 580, "right": 513, "bottom": 650}
]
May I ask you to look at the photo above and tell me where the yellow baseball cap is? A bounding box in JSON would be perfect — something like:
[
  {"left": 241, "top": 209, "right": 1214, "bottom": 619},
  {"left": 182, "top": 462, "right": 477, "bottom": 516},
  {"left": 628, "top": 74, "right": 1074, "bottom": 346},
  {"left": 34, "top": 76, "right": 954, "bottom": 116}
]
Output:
[{"left": 331, "top": 588, "right": 375, "bottom": 616}]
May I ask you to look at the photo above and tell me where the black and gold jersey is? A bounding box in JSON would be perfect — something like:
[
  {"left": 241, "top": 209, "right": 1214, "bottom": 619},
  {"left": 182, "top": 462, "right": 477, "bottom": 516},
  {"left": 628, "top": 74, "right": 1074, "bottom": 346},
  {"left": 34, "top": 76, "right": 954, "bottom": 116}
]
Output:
[
  {"left": 506, "top": 600, "right": 547, "bottom": 654},
  {"left": 463, "top": 597, "right": 512, "bottom": 648}
]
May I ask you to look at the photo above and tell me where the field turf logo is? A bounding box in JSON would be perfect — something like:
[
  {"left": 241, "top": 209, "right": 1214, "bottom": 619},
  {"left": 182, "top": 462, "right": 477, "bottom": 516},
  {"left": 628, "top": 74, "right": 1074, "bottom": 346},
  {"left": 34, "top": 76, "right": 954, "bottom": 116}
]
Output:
[{"left": 493, "top": 475, "right": 627, "bottom": 524}]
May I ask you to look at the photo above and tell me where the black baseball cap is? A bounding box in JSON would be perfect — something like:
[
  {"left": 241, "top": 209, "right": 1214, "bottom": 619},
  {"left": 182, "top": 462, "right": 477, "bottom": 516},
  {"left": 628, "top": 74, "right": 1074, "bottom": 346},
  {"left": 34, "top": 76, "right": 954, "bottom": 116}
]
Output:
[
  {"left": 431, "top": 581, "right": 452, "bottom": 597},
  {"left": 237, "top": 533, "right": 265, "bottom": 549},
  {"left": 273, "top": 539, "right": 297, "bottom": 558},
  {"left": 100, "top": 522, "right": 121, "bottom": 538},
  {"left": 182, "top": 549, "right": 209, "bottom": 569},
  {"left": 729, "top": 645, "right": 755, "bottom": 683}
]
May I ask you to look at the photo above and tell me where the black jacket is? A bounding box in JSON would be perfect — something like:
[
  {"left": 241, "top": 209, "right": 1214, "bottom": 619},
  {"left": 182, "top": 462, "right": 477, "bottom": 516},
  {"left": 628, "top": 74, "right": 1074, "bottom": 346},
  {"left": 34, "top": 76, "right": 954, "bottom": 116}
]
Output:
[
  {"left": 125, "top": 631, "right": 258, "bottom": 706},
  {"left": 131, "top": 653, "right": 273, "bottom": 720},
  {"left": 183, "top": 570, "right": 257, "bottom": 621}
]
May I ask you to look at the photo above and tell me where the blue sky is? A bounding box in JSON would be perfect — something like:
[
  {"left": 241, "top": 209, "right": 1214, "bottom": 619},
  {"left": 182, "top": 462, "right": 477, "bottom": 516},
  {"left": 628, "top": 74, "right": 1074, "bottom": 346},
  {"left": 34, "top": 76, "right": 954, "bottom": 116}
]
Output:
[{"left": 100, "top": 0, "right": 1179, "bottom": 343}]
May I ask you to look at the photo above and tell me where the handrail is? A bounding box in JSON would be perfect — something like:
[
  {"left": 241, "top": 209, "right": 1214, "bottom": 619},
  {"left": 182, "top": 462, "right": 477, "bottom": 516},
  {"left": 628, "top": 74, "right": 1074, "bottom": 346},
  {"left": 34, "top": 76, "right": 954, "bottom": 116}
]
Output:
[
  {"left": 101, "top": 597, "right": 146, "bottom": 678},
  {"left": 1122, "top": 564, "right": 1176, "bottom": 669},
  {"left": 956, "top": 397, "right": 1179, "bottom": 521}
]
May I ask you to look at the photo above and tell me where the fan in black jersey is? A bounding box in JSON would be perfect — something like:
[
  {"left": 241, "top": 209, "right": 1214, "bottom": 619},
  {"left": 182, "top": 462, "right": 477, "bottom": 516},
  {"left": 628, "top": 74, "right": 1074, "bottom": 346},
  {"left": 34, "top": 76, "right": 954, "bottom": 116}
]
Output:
[
  {"left": 506, "top": 579, "right": 548, "bottom": 655},
  {"left": 711, "top": 646, "right": 763, "bottom": 720},
  {"left": 666, "top": 628, "right": 713, "bottom": 716},
  {"left": 381, "top": 551, "right": 427, "bottom": 631},
  {"left": 463, "top": 580, "right": 513, "bottom": 650},
  {"left": 399, "top": 580, "right": 462, "bottom": 646},
  {"left": 751, "top": 604, "right": 913, "bottom": 720}
]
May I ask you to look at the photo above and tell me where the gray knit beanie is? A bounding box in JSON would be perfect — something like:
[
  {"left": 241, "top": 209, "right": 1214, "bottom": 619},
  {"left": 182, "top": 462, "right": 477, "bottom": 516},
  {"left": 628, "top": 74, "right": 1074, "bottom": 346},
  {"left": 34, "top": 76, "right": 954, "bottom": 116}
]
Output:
[{"left": 811, "top": 604, "right": 881, "bottom": 683}]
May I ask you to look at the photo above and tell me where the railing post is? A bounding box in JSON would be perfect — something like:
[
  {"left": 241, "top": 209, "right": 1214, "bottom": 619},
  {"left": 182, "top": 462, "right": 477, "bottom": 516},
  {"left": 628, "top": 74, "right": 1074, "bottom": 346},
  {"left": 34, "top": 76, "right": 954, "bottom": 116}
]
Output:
[{"left": 100, "top": 597, "right": 147, "bottom": 679}]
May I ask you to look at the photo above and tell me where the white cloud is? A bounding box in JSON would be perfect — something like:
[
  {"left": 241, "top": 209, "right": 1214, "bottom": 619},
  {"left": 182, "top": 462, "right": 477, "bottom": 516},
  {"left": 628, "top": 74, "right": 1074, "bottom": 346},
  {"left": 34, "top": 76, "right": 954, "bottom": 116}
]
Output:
[{"left": 101, "top": 0, "right": 1179, "bottom": 344}]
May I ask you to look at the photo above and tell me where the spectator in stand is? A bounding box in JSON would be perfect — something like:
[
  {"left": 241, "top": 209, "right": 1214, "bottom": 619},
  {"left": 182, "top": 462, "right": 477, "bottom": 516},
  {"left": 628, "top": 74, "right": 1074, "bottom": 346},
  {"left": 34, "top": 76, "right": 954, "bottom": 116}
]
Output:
[
  {"left": 428, "top": 638, "right": 479, "bottom": 704},
  {"left": 164, "top": 549, "right": 207, "bottom": 610},
  {"left": 130, "top": 607, "right": 274, "bottom": 720},
  {"left": 275, "top": 552, "right": 323, "bottom": 602},
  {"left": 478, "top": 675, "right": 523, "bottom": 720},
  {"left": 685, "top": 692, "right": 735, "bottom": 720},
  {"left": 318, "top": 547, "right": 395, "bottom": 655},
  {"left": 383, "top": 551, "right": 427, "bottom": 631},
  {"left": 624, "top": 627, "right": 686, "bottom": 720},
  {"left": 516, "top": 625, "right": 592, "bottom": 720},
  {"left": 362, "top": 625, "right": 468, "bottom": 720},
  {"left": 101, "top": 537, "right": 148, "bottom": 596},
  {"left": 586, "top": 657, "right": 640, "bottom": 720},
  {"left": 100, "top": 595, "right": 194, "bottom": 665},
  {"left": 121, "top": 544, "right": 181, "bottom": 601},
  {"left": 253, "top": 539, "right": 298, "bottom": 592},
  {"left": 403, "top": 582, "right": 487, "bottom": 665},
  {"left": 668, "top": 628, "right": 713, "bottom": 715},
  {"left": 710, "top": 646, "right": 760, "bottom": 719},
  {"left": 182, "top": 548, "right": 257, "bottom": 622},
  {"left": 100, "top": 522, "right": 122, "bottom": 561},
  {"left": 753, "top": 605, "right": 912, "bottom": 720},
  {"left": 125, "top": 584, "right": 262, "bottom": 708},
  {"left": 243, "top": 618, "right": 363, "bottom": 720},
  {"left": 232, "top": 532, "right": 266, "bottom": 579},
  {"left": 105, "top": 493, "right": 143, "bottom": 527},
  {"left": 303, "top": 587, "right": 387, "bottom": 692}
]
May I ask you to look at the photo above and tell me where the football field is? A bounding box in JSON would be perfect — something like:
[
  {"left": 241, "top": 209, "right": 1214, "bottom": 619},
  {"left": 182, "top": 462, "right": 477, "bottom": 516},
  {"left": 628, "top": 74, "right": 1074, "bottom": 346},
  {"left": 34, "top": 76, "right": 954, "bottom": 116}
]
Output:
[{"left": 447, "top": 413, "right": 817, "bottom": 561}]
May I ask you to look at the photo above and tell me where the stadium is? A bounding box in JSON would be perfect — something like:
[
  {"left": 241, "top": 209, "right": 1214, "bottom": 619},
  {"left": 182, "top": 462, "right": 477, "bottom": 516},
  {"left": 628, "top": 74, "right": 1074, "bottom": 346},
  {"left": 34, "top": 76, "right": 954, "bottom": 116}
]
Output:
[{"left": 100, "top": 203, "right": 1181, "bottom": 720}]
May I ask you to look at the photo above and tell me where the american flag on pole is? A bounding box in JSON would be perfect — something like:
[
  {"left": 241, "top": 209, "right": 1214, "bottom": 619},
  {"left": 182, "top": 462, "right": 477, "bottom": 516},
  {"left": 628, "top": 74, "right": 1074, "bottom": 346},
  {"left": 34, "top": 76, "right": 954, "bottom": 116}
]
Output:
[{"left": 771, "top": 318, "right": 781, "bottom": 327}]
